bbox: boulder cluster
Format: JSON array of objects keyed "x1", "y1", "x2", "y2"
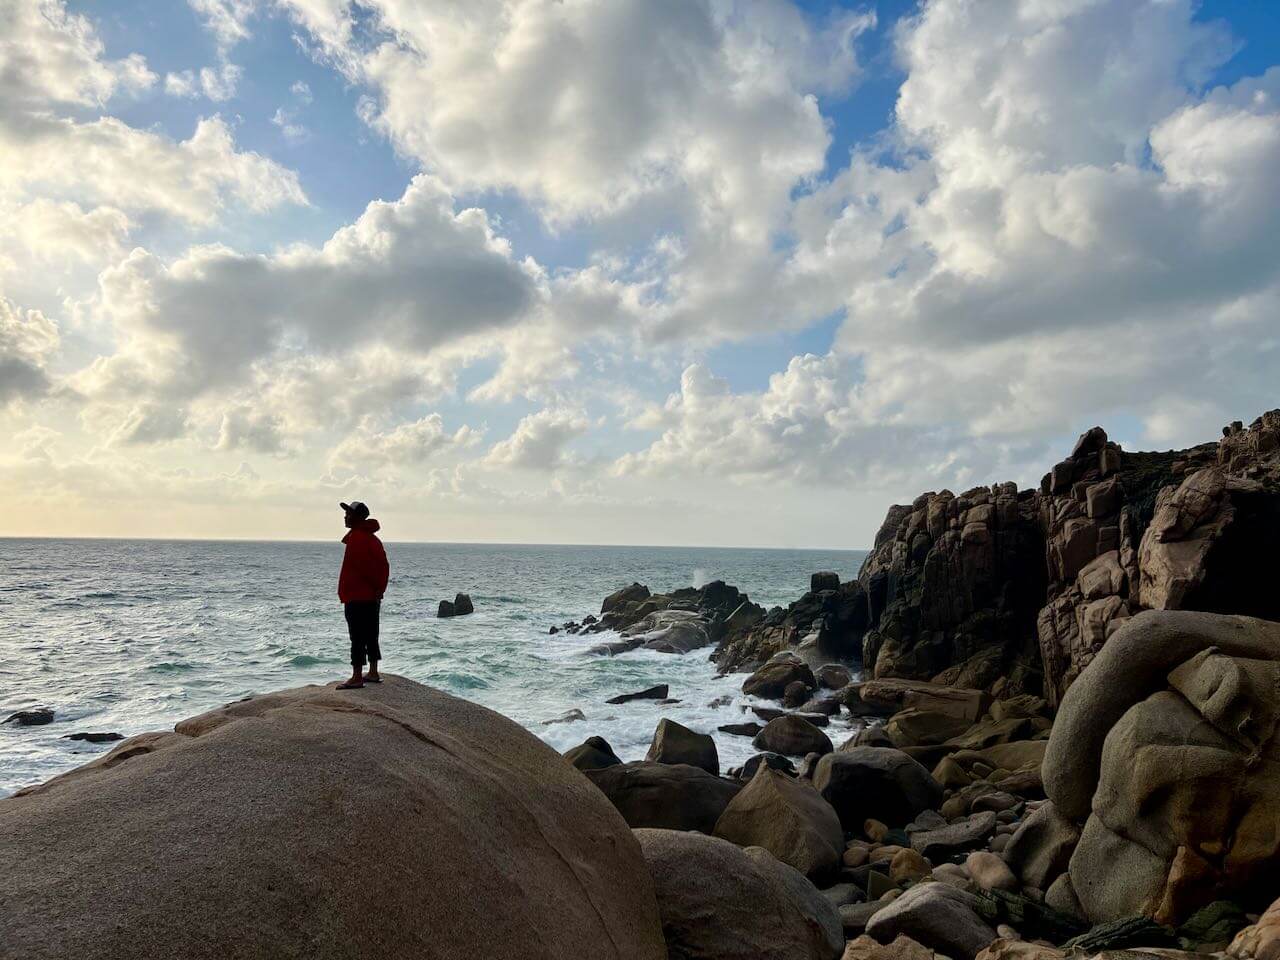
[
  {"x1": 547, "y1": 408, "x2": 1280, "y2": 960},
  {"x1": 566, "y1": 609, "x2": 1280, "y2": 960}
]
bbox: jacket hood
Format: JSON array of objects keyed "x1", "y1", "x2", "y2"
[{"x1": 342, "y1": 518, "x2": 380, "y2": 542}]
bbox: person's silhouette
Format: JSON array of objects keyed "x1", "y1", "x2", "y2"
[{"x1": 335, "y1": 501, "x2": 389, "y2": 689}]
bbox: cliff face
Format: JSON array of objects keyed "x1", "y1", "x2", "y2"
[{"x1": 854, "y1": 409, "x2": 1280, "y2": 708}]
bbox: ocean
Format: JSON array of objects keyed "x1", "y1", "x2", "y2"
[{"x1": 0, "y1": 537, "x2": 867, "y2": 796}]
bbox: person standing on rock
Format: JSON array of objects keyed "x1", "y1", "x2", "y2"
[{"x1": 336, "y1": 501, "x2": 390, "y2": 690}]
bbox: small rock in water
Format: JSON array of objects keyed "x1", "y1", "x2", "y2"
[
  {"x1": 606, "y1": 684, "x2": 669, "y2": 705},
  {"x1": 438, "y1": 593, "x2": 474, "y2": 618},
  {"x1": 63, "y1": 732, "x2": 124, "y2": 743},
  {"x1": 719, "y1": 722, "x2": 764, "y2": 738},
  {"x1": 4, "y1": 708, "x2": 54, "y2": 726},
  {"x1": 542, "y1": 709, "x2": 586, "y2": 726}
]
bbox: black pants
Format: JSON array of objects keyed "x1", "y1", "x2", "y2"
[{"x1": 344, "y1": 600, "x2": 382, "y2": 668}]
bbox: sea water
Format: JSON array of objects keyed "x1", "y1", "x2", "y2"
[{"x1": 0, "y1": 537, "x2": 867, "y2": 796}]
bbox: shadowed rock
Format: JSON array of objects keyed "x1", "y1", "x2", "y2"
[{"x1": 2, "y1": 677, "x2": 667, "y2": 960}]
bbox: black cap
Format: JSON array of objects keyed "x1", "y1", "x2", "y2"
[{"x1": 340, "y1": 501, "x2": 370, "y2": 520}]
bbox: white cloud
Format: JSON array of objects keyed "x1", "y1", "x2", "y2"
[
  {"x1": 328, "y1": 414, "x2": 479, "y2": 474},
  {"x1": 486, "y1": 408, "x2": 592, "y2": 471},
  {"x1": 73, "y1": 176, "x2": 540, "y2": 440},
  {"x1": 200, "y1": 63, "x2": 241, "y2": 100},
  {"x1": 164, "y1": 70, "x2": 198, "y2": 97},
  {"x1": 0, "y1": 114, "x2": 306, "y2": 224},
  {"x1": 188, "y1": 0, "x2": 256, "y2": 52},
  {"x1": 0, "y1": 0, "x2": 155, "y2": 108},
  {"x1": 215, "y1": 405, "x2": 289, "y2": 454},
  {"x1": 2, "y1": 198, "x2": 130, "y2": 267},
  {"x1": 0, "y1": 296, "x2": 58, "y2": 406},
  {"x1": 165, "y1": 64, "x2": 243, "y2": 101},
  {"x1": 290, "y1": 79, "x2": 312, "y2": 103},
  {"x1": 282, "y1": 0, "x2": 869, "y2": 234},
  {"x1": 271, "y1": 106, "x2": 309, "y2": 143}
]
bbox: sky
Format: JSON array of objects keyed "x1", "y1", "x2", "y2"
[{"x1": 0, "y1": 0, "x2": 1278, "y2": 548}]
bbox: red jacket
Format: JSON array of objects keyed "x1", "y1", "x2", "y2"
[{"x1": 339, "y1": 519, "x2": 389, "y2": 603}]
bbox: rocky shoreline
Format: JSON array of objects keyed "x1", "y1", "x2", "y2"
[{"x1": 3, "y1": 410, "x2": 1279, "y2": 960}]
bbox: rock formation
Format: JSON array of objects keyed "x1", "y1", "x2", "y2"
[
  {"x1": 849, "y1": 410, "x2": 1280, "y2": 710},
  {"x1": 1, "y1": 677, "x2": 667, "y2": 960},
  {"x1": 1042, "y1": 610, "x2": 1280, "y2": 925}
]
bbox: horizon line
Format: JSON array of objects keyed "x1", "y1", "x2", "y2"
[{"x1": 0, "y1": 533, "x2": 872, "y2": 553}]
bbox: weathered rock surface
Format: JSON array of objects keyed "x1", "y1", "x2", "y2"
[
  {"x1": 753, "y1": 715, "x2": 834, "y2": 757},
  {"x1": 646, "y1": 718, "x2": 719, "y2": 776},
  {"x1": 1003, "y1": 801, "x2": 1079, "y2": 891},
  {"x1": 715, "y1": 577, "x2": 870, "y2": 673},
  {"x1": 714, "y1": 766, "x2": 844, "y2": 881},
  {"x1": 1229, "y1": 893, "x2": 1280, "y2": 960},
  {"x1": 813, "y1": 747, "x2": 943, "y2": 830},
  {"x1": 1, "y1": 677, "x2": 667, "y2": 960},
  {"x1": 851, "y1": 412, "x2": 1280, "y2": 712},
  {"x1": 910, "y1": 811, "x2": 998, "y2": 861},
  {"x1": 564, "y1": 735, "x2": 623, "y2": 771},
  {"x1": 585, "y1": 761, "x2": 742, "y2": 834},
  {"x1": 857, "y1": 477, "x2": 1046, "y2": 696},
  {"x1": 743, "y1": 652, "x2": 817, "y2": 699},
  {"x1": 866, "y1": 882, "x2": 998, "y2": 960},
  {"x1": 1043, "y1": 610, "x2": 1280, "y2": 925},
  {"x1": 843, "y1": 934, "x2": 936, "y2": 960},
  {"x1": 635, "y1": 828, "x2": 844, "y2": 960}
]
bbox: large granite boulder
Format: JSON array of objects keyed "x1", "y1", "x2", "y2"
[
  {"x1": 1, "y1": 677, "x2": 666, "y2": 960},
  {"x1": 813, "y1": 747, "x2": 943, "y2": 830},
  {"x1": 646, "y1": 718, "x2": 719, "y2": 776},
  {"x1": 713, "y1": 766, "x2": 844, "y2": 881},
  {"x1": 635, "y1": 828, "x2": 843, "y2": 960},
  {"x1": 585, "y1": 761, "x2": 742, "y2": 833},
  {"x1": 1043, "y1": 610, "x2": 1280, "y2": 925}
]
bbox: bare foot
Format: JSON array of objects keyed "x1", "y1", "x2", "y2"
[
  {"x1": 336, "y1": 679, "x2": 364, "y2": 690},
  {"x1": 363, "y1": 673, "x2": 382, "y2": 683}
]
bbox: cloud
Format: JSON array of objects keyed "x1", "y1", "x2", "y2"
[
  {"x1": 271, "y1": 106, "x2": 308, "y2": 143},
  {"x1": 164, "y1": 64, "x2": 243, "y2": 101},
  {"x1": 2, "y1": 198, "x2": 130, "y2": 267},
  {"x1": 188, "y1": 0, "x2": 256, "y2": 52},
  {"x1": 327, "y1": 414, "x2": 479, "y2": 475},
  {"x1": 0, "y1": 295, "x2": 59, "y2": 407},
  {"x1": 0, "y1": 0, "x2": 155, "y2": 108},
  {"x1": 74, "y1": 175, "x2": 540, "y2": 439},
  {"x1": 215, "y1": 405, "x2": 289, "y2": 454},
  {"x1": 486, "y1": 408, "x2": 592, "y2": 471},
  {"x1": 290, "y1": 80, "x2": 312, "y2": 103},
  {"x1": 281, "y1": 0, "x2": 869, "y2": 232}
]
